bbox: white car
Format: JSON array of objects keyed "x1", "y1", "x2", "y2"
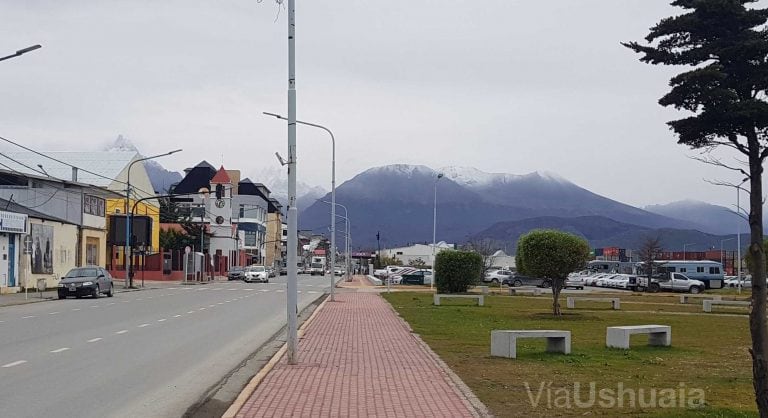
[
  {"x1": 244, "y1": 265, "x2": 269, "y2": 283},
  {"x1": 484, "y1": 269, "x2": 514, "y2": 284},
  {"x1": 725, "y1": 276, "x2": 751, "y2": 288}
]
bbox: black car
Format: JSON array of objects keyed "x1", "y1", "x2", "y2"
[
  {"x1": 228, "y1": 266, "x2": 246, "y2": 281},
  {"x1": 58, "y1": 266, "x2": 114, "y2": 299},
  {"x1": 502, "y1": 275, "x2": 552, "y2": 288}
]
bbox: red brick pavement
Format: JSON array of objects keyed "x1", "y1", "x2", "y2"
[{"x1": 235, "y1": 292, "x2": 480, "y2": 418}]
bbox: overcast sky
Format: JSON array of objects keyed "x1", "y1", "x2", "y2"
[{"x1": 1, "y1": 1, "x2": 761, "y2": 209}]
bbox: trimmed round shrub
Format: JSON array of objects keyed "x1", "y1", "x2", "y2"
[{"x1": 435, "y1": 250, "x2": 483, "y2": 293}]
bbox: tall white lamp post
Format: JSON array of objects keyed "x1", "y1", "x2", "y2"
[
  {"x1": 431, "y1": 173, "x2": 444, "y2": 290},
  {"x1": 682, "y1": 243, "x2": 695, "y2": 261},
  {"x1": 125, "y1": 149, "x2": 181, "y2": 288},
  {"x1": 736, "y1": 178, "x2": 749, "y2": 294},
  {"x1": 265, "y1": 112, "x2": 336, "y2": 301}
]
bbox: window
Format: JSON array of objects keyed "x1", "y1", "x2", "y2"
[
  {"x1": 697, "y1": 267, "x2": 704, "y2": 273},
  {"x1": 86, "y1": 237, "x2": 99, "y2": 265},
  {"x1": 83, "y1": 195, "x2": 105, "y2": 217},
  {"x1": 710, "y1": 267, "x2": 720, "y2": 274},
  {"x1": 667, "y1": 267, "x2": 676, "y2": 272},
  {"x1": 680, "y1": 267, "x2": 687, "y2": 273}
]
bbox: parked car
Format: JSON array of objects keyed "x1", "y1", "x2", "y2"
[
  {"x1": 725, "y1": 276, "x2": 751, "y2": 288},
  {"x1": 58, "y1": 266, "x2": 114, "y2": 299},
  {"x1": 244, "y1": 265, "x2": 269, "y2": 283},
  {"x1": 484, "y1": 269, "x2": 514, "y2": 284},
  {"x1": 334, "y1": 267, "x2": 344, "y2": 276},
  {"x1": 564, "y1": 276, "x2": 584, "y2": 290},
  {"x1": 502, "y1": 275, "x2": 551, "y2": 288},
  {"x1": 400, "y1": 269, "x2": 433, "y2": 285},
  {"x1": 373, "y1": 268, "x2": 387, "y2": 278},
  {"x1": 279, "y1": 266, "x2": 287, "y2": 276},
  {"x1": 228, "y1": 266, "x2": 246, "y2": 281}
]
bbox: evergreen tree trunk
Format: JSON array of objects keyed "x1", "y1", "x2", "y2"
[{"x1": 748, "y1": 137, "x2": 768, "y2": 417}]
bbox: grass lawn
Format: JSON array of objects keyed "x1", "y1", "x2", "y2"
[{"x1": 382, "y1": 292, "x2": 758, "y2": 417}]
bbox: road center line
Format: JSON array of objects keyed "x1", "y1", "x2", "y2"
[
  {"x1": 50, "y1": 347, "x2": 70, "y2": 353},
  {"x1": 199, "y1": 307, "x2": 206, "y2": 310},
  {"x1": 87, "y1": 338, "x2": 102, "y2": 343},
  {"x1": 22, "y1": 316, "x2": 35, "y2": 319},
  {"x1": 187, "y1": 311, "x2": 194, "y2": 314},
  {"x1": 2, "y1": 360, "x2": 27, "y2": 368},
  {"x1": 116, "y1": 330, "x2": 128, "y2": 334},
  {"x1": 138, "y1": 323, "x2": 150, "y2": 328},
  {"x1": 157, "y1": 319, "x2": 167, "y2": 322},
  {"x1": 173, "y1": 315, "x2": 182, "y2": 318},
  {"x1": 48, "y1": 312, "x2": 60, "y2": 315},
  {"x1": 72, "y1": 308, "x2": 81, "y2": 311}
]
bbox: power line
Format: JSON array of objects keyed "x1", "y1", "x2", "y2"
[{"x1": 0, "y1": 134, "x2": 158, "y2": 200}]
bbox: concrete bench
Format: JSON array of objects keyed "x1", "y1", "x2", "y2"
[
  {"x1": 477, "y1": 286, "x2": 489, "y2": 295},
  {"x1": 606, "y1": 325, "x2": 671, "y2": 349},
  {"x1": 566, "y1": 296, "x2": 620, "y2": 310},
  {"x1": 508, "y1": 287, "x2": 542, "y2": 296},
  {"x1": 679, "y1": 294, "x2": 722, "y2": 304},
  {"x1": 703, "y1": 299, "x2": 750, "y2": 313},
  {"x1": 433, "y1": 294, "x2": 484, "y2": 306},
  {"x1": 491, "y1": 330, "x2": 571, "y2": 359}
]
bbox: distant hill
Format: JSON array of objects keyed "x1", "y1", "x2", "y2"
[
  {"x1": 298, "y1": 164, "x2": 700, "y2": 249},
  {"x1": 644, "y1": 199, "x2": 749, "y2": 236}
]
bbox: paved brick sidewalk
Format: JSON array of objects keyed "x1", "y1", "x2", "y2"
[{"x1": 235, "y1": 292, "x2": 481, "y2": 418}]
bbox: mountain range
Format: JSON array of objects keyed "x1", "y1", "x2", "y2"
[
  {"x1": 299, "y1": 164, "x2": 750, "y2": 250},
  {"x1": 104, "y1": 134, "x2": 748, "y2": 252}
]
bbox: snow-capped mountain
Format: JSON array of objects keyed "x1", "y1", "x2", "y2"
[
  {"x1": 299, "y1": 164, "x2": 703, "y2": 248},
  {"x1": 252, "y1": 166, "x2": 327, "y2": 211},
  {"x1": 100, "y1": 135, "x2": 182, "y2": 193}
]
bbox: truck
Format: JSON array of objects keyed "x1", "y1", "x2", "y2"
[
  {"x1": 629, "y1": 272, "x2": 706, "y2": 294},
  {"x1": 310, "y1": 256, "x2": 326, "y2": 276}
]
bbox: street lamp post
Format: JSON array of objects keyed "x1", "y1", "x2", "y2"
[
  {"x1": 431, "y1": 173, "x2": 444, "y2": 290},
  {"x1": 323, "y1": 200, "x2": 350, "y2": 281},
  {"x1": 720, "y1": 238, "x2": 735, "y2": 271},
  {"x1": 0, "y1": 45, "x2": 41, "y2": 62},
  {"x1": 682, "y1": 243, "x2": 695, "y2": 261},
  {"x1": 736, "y1": 178, "x2": 749, "y2": 294},
  {"x1": 125, "y1": 149, "x2": 182, "y2": 288},
  {"x1": 265, "y1": 112, "x2": 337, "y2": 301}
]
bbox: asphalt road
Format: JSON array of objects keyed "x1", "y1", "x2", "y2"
[{"x1": 0, "y1": 274, "x2": 335, "y2": 418}]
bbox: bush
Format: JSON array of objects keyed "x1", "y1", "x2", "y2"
[{"x1": 435, "y1": 250, "x2": 483, "y2": 293}]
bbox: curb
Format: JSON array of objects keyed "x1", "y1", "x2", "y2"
[{"x1": 221, "y1": 294, "x2": 332, "y2": 418}]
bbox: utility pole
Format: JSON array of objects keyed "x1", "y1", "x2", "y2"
[
  {"x1": 376, "y1": 231, "x2": 381, "y2": 268},
  {"x1": 285, "y1": 0, "x2": 299, "y2": 365}
]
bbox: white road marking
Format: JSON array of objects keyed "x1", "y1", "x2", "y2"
[
  {"x1": 107, "y1": 303, "x2": 115, "y2": 306},
  {"x1": 208, "y1": 304, "x2": 215, "y2": 308},
  {"x1": 173, "y1": 315, "x2": 182, "y2": 318},
  {"x1": 50, "y1": 347, "x2": 70, "y2": 353},
  {"x1": 276, "y1": 290, "x2": 284, "y2": 293},
  {"x1": 308, "y1": 291, "x2": 320, "y2": 294},
  {"x1": 22, "y1": 316, "x2": 35, "y2": 319},
  {"x1": 157, "y1": 319, "x2": 167, "y2": 322},
  {"x1": 72, "y1": 308, "x2": 81, "y2": 311},
  {"x1": 225, "y1": 300, "x2": 231, "y2": 303},
  {"x1": 122, "y1": 301, "x2": 130, "y2": 303},
  {"x1": 168, "y1": 287, "x2": 177, "y2": 290},
  {"x1": 116, "y1": 330, "x2": 128, "y2": 335},
  {"x1": 228, "y1": 288, "x2": 238, "y2": 291},
  {"x1": 199, "y1": 307, "x2": 206, "y2": 311},
  {"x1": 48, "y1": 312, "x2": 60, "y2": 315},
  {"x1": 244, "y1": 289, "x2": 255, "y2": 291},
  {"x1": 87, "y1": 338, "x2": 102, "y2": 343},
  {"x1": 187, "y1": 311, "x2": 194, "y2": 314},
  {"x1": 90, "y1": 305, "x2": 99, "y2": 308},
  {"x1": 138, "y1": 324, "x2": 150, "y2": 328},
  {"x1": 2, "y1": 360, "x2": 27, "y2": 368},
  {"x1": 260, "y1": 289, "x2": 270, "y2": 292}
]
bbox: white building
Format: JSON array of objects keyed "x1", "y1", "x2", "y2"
[
  {"x1": 488, "y1": 250, "x2": 516, "y2": 270},
  {"x1": 378, "y1": 241, "x2": 455, "y2": 267}
]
